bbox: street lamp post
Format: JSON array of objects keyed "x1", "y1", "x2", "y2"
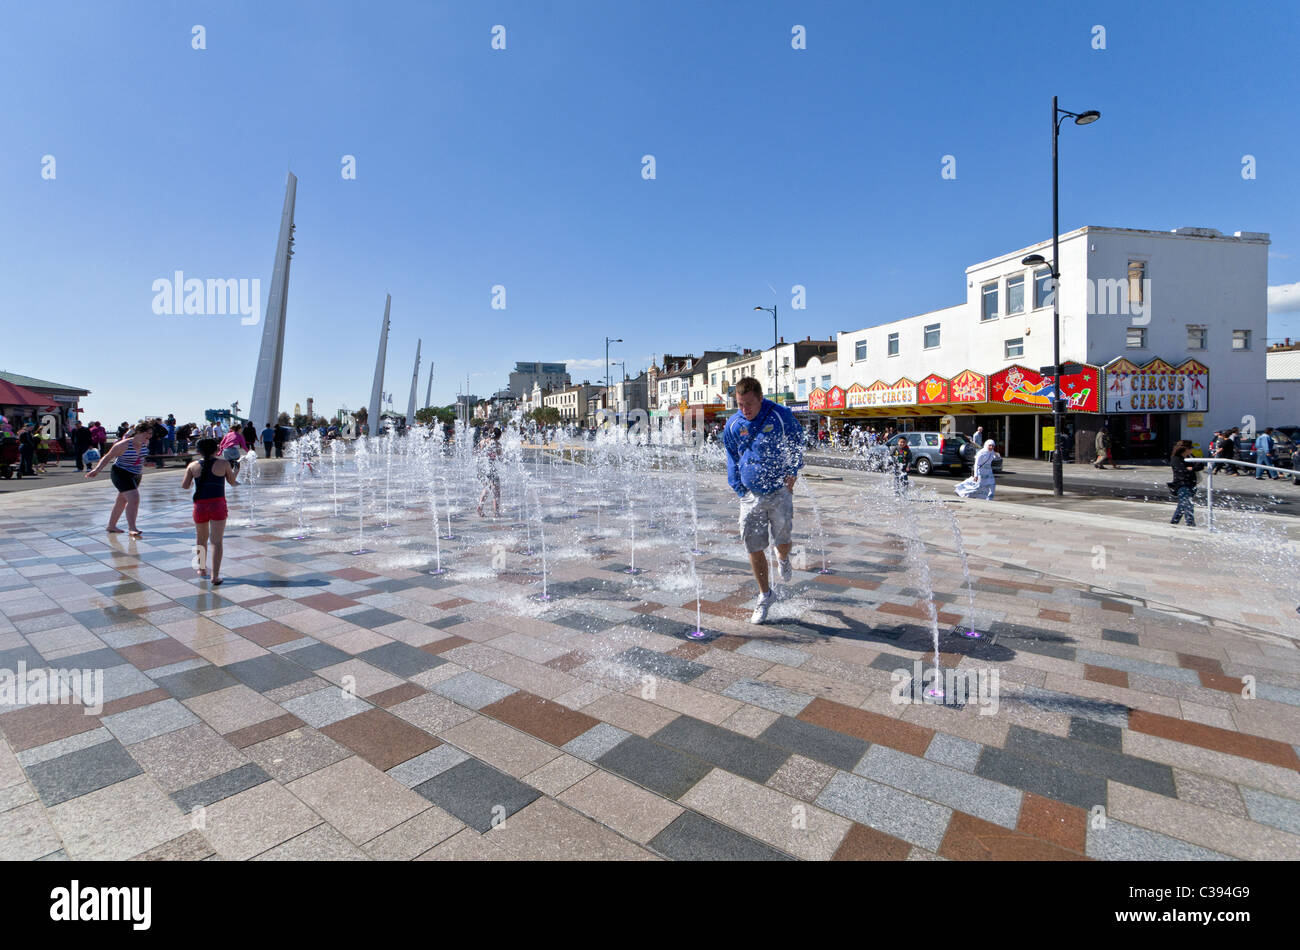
[
  {"x1": 754, "y1": 305, "x2": 778, "y2": 350},
  {"x1": 605, "y1": 336, "x2": 623, "y2": 396},
  {"x1": 1022, "y1": 96, "x2": 1100, "y2": 498}
]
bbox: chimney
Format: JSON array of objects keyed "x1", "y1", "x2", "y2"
[{"x1": 779, "y1": 336, "x2": 784, "y2": 344}]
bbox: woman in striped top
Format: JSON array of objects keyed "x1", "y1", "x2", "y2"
[{"x1": 86, "y1": 421, "x2": 155, "y2": 537}]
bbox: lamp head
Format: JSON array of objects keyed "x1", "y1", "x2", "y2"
[
  {"x1": 1022, "y1": 254, "x2": 1048, "y2": 266},
  {"x1": 1074, "y1": 110, "x2": 1100, "y2": 125}
]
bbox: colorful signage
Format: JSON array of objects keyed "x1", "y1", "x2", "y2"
[
  {"x1": 950, "y1": 370, "x2": 988, "y2": 403},
  {"x1": 808, "y1": 388, "x2": 827, "y2": 412},
  {"x1": 826, "y1": 386, "x2": 847, "y2": 410},
  {"x1": 1104, "y1": 358, "x2": 1208, "y2": 413},
  {"x1": 989, "y1": 363, "x2": 1100, "y2": 413},
  {"x1": 917, "y1": 374, "x2": 950, "y2": 405},
  {"x1": 854, "y1": 378, "x2": 917, "y2": 408}
]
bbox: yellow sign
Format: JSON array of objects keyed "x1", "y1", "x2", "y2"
[
  {"x1": 1041, "y1": 426, "x2": 1056, "y2": 452},
  {"x1": 678, "y1": 400, "x2": 688, "y2": 415},
  {"x1": 1186, "y1": 412, "x2": 1204, "y2": 428}
]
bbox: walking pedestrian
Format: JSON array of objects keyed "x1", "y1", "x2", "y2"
[
  {"x1": 972, "y1": 425, "x2": 985, "y2": 449},
  {"x1": 722, "y1": 378, "x2": 803, "y2": 624},
  {"x1": 218, "y1": 425, "x2": 247, "y2": 471},
  {"x1": 956, "y1": 440, "x2": 1001, "y2": 499},
  {"x1": 477, "y1": 427, "x2": 503, "y2": 517},
  {"x1": 1093, "y1": 426, "x2": 1114, "y2": 469},
  {"x1": 1169, "y1": 440, "x2": 1200, "y2": 526},
  {"x1": 261, "y1": 422, "x2": 274, "y2": 458},
  {"x1": 1254, "y1": 427, "x2": 1279, "y2": 479},
  {"x1": 86, "y1": 421, "x2": 154, "y2": 537},
  {"x1": 17, "y1": 425, "x2": 36, "y2": 476},
  {"x1": 273, "y1": 424, "x2": 286, "y2": 458},
  {"x1": 182, "y1": 438, "x2": 237, "y2": 585},
  {"x1": 70, "y1": 420, "x2": 92, "y2": 471}
]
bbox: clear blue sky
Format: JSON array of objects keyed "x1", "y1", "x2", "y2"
[{"x1": 2, "y1": 0, "x2": 1297, "y2": 426}]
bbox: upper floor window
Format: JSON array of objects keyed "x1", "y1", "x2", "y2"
[
  {"x1": 1034, "y1": 269, "x2": 1054, "y2": 309},
  {"x1": 767, "y1": 360, "x2": 773, "y2": 376},
  {"x1": 923, "y1": 323, "x2": 941, "y2": 349},
  {"x1": 821, "y1": 375, "x2": 832, "y2": 389},
  {"x1": 1128, "y1": 261, "x2": 1146, "y2": 304},
  {"x1": 981, "y1": 283, "x2": 999, "y2": 321},
  {"x1": 888, "y1": 332, "x2": 900, "y2": 356},
  {"x1": 854, "y1": 340, "x2": 867, "y2": 361},
  {"x1": 711, "y1": 373, "x2": 717, "y2": 386},
  {"x1": 1186, "y1": 326, "x2": 1207, "y2": 350},
  {"x1": 1004, "y1": 337, "x2": 1024, "y2": 359},
  {"x1": 1233, "y1": 329, "x2": 1251, "y2": 350},
  {"x1": 1127, "y1": 327, "x2": 1147, "y2": 349},
  {"x1": 797, "y1": 378, "x2": 807, "y2": 399},
  {"x1": 1007, "y1": 274, "x2": 1025, "y2": 315}
]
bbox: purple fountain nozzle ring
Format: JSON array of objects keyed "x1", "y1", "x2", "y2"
[
  {"x1": 686, "y1": 629, "x2": 708, "y2": 640},
  {"x1": 924, "y1": 686, "x2": 945, "y2": 700},
  {"x1": 959, "y1": 628, "x2": 983, "y2": 639}
]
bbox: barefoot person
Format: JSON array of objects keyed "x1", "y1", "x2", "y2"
[
  {"x1": 477, "y1": 427, "x2": 503, "y2": 517},
  {"x1": 85, "y1": 421, "x2": 154, "y2": 537},
  {"x1": 182, "y1": 438, "x2": 237, "y2": 584},
  {"x1": 722, "y1": 378, "x2": 804, "y2": 624}
]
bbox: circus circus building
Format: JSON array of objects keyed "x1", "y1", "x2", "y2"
[{"x1": 826, "y1": 225, "x2": 1267, "y2": 461}]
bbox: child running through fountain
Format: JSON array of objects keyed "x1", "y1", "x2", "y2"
[
  {"x1": 182, "y1": 438, "x2": 238, "y2": 584},
  {"x1": 722, "y1": 378, "x2": 804, "y2": 624},
  {"x1": 477, "y1": 427, "x2": 503, "y2": 517}
]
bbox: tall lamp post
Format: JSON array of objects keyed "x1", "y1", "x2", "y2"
[
  {"x1": 754, "y1": 305, "x2": 778, "y2": 350},
  {"x1": 605, "y1": 336, "x2": 622, "y2": 395},
  {"x1": 1021, "y1": 96, "x2": 1100, "y2": 498}
]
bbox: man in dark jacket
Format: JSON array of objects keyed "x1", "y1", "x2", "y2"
[
  {"x1": 70, "y1": 421, "x2": 93, "y2": 471},
  {"x1": 722, "y1": 378, "x2": 804, "y2": 624}
]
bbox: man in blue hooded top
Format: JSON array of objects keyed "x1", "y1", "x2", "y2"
[{"x1": 722, "y1": 377, "x2": 804, "y2": 623}]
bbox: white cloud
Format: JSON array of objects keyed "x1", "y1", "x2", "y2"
[
  {"x1": 562, "y1": 358, "x2": 605, "y2": 369},
  {"x1": 1269, "y1": 282, "x2": 1300, "y2": 314}
]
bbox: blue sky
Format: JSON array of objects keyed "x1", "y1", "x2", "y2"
[{"x1": 2, "y1": 0, "x2": 1297, "y2": 426}]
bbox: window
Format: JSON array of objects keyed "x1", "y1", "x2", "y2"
[
  {"x1": 732, "y1": 369, "x2": 738, "y2": 382},
  {"x1": 1034, "y1": 269, "x2": 1053, "y2": 309},
  {"x1": 1004, "y1": 337, "x2": 1024, "y2": 359},
  {"x1": 924, "y1": 323, "x2": 941, "y2": 349},
  {"x1": 1187, "y1": 326, "x2": 1207, "y2": 350},
  {"x1": 1007, "y1": 274, "x2": 1025, "y2": 314},
  {"x1": 924, "y1": 434, "x2": 939, "y2": 446},
  {"x1": 821, "y1": 375, "x2": 831, "y2": 389},
  {"x1": 854, "y1": 340, "x2": 867, "y2": 361},
  {"x1": 767, "y1": 360, "x2": 773, "y2": 377},
  {"x1": 671, "y1": 379, "x2": 678, "y2": 391},
  {"x1": 1233, "y1": 329, "x2": 1251, "y2": 350},
  {"x1": 906, "y1": 434, "x2": 922, "y2": 446},
  {"x1": 797, "y1": 378, "x2": 807, "y2": 399},
  {"x1": 981, "y1": 282, "x2": 999, "y2": 320},
  {"x1": 1127, "y1": 327, "x2": 1147, "y2": 348},
  {"x1": 887, "y1": 332, "x2": 899, "y2": 356},
  {"x1": 1128, "y1": 261, "x2": 1146, "y2": 304},
  {"x1": 711, "y1": 373, "x2": 717, "y2": 386}
]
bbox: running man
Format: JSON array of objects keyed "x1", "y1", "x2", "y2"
[{"x1": 722, "y1": 378, "x2": 804, "y2": 624}]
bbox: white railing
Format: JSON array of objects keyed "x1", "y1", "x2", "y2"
[{"x1": 1190, "y1": 457, "x2": 1297, "y2": 529}]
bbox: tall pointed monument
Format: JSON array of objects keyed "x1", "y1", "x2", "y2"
[
  {"x1": 424, "y1": 361, "x2": 433, "y2": 411},
  {"x1": 249, "y1": 172, "x2": 297, "y2": 427},
  {"x1": 406, "y1": 339, "x2": 421, "y2": 425},
  {"x1": 368, "y1": 295, "x2": 391, "y2": 435}
]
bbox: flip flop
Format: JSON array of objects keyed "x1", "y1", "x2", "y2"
[
  {"x1": 129, "y1": 530, "x2": 144, "y2": 538},
  {"x1": 211, "y1": 578, "x2": 224, "y2": 586},
  {"x1": 106, "y1": 526, "x2": 124, "y2": 534}
]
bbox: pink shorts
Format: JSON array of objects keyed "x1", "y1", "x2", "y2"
[{"x1": 193, "y1": 498, "x2": 228, "y2": 523}]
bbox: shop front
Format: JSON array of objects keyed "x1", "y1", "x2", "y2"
[
  {"x1": 810, "y1": 362, "x2": 1104, "y2": 457},
  {"x1": 1097, "y1": 357, "x2": 1209, "y2": 461}
]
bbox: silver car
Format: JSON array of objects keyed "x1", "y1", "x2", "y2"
[{"x1": 879, "y1": 432, "x2": 1003, "y2": 477}]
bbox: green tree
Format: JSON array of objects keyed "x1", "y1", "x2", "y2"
[
  {"x1": 276, "y1": 411, "x2": 290, "y2": 426},
  {"x1": 530, "y1": 406, "x2": 561, "y2": 426}
]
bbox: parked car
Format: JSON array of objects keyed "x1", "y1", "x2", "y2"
[
  {"x1": 1236, "y1": 433, "x2": 1294, "y2": 472},
  {"x1": 879, "y1": 432, "x2": 1003, "y2": 477}
]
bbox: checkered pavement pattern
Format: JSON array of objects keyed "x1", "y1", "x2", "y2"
[{"x1": 1, "y1": 460, "x2": 1298, "y2": 861}]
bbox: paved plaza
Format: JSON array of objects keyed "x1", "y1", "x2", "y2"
[{"x1": 1, "y1": 450, "x2": 1298, "y2": 861}]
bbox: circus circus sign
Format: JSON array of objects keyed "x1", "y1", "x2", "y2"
[
  {"x1": 857, "y1": 378, "x2": 917, "y2": 408},
  {"x1": 989, "y1": 363, "x2": 1101, "y2": 413},
  {"x1": 1104, "y1": 358, "x2": 1208, "y2": 413}
]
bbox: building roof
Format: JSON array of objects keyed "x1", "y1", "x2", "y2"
[
  {"x1": 1267, "y1": 350, "x2": 1300, "y2": 381},
  {"x1": 0, "y1": 371, "x2": 90, "y2": 396},
  {"x1": 0, "y1": 379, "x2": 57, "y2": 408}
]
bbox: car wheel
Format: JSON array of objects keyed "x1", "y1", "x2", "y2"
[{"x1": 915, "y1": 457, "x2": 933, "y2": 476}]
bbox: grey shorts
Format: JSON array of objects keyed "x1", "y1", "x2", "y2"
[{"x1": 738, "y1": 487, "x2": 794, "y2": 553}]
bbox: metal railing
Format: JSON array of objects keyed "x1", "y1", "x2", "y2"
[{"x1": 1189, "y1": 457, "x2": 1298, "y2": 529}]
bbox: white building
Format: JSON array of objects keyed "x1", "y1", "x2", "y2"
[
  {"x1": 828, "y1": 226, "x2": 1269, "y2": 459},
  {"x1": 1266, "y1": 343, "x2": 1300, "y2": 425}
]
